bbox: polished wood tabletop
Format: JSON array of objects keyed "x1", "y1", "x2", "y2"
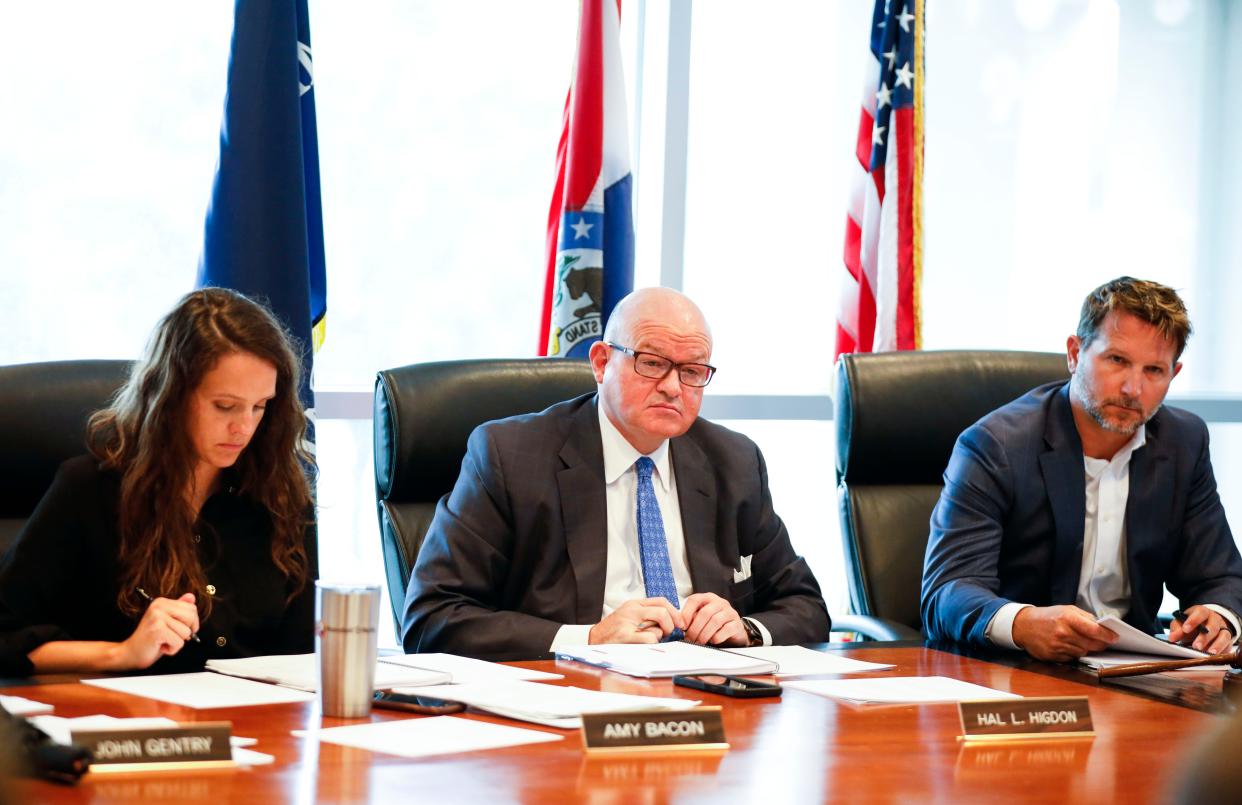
[{"x1": 4, "y1": 646, "x2": 1232, "y2": 804}]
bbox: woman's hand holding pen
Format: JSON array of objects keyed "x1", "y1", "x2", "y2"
[{"x1": 116, "y1": 592, "x2": 201, "y2": 669}]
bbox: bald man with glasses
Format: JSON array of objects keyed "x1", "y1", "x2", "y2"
[{"x1": 402, "y1": 288, "x2": 830, "y2": 661}]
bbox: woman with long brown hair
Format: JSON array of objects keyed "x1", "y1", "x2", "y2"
[{"x1": 0, "y1": 288, "x2": 316, "y2": 675}]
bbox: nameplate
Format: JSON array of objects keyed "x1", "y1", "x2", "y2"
[
  {"x1": 958, "y1": 697, "x2": 1094, "y2": 742},
  {"x1": 581, "y1": 708, "x2": 728, "y2": 753},
  {"x1": 71, "y1": 722, "x2": 234, "y2": 771}
]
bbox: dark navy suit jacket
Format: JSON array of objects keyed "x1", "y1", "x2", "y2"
[
  {"x1": 402, "y1": 393, "x2": 830, "y2": 661},
  {"x1": 921, "y1": 381, "x2": 1242, "y2": 646}
]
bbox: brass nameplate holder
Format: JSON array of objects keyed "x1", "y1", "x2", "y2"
[
  {"x1": 581, "y1": 707, "x2": 728, "y2": 754},
  {"x1": 958, "y1": 697, "x2": 1094, "y2": 742},
  {"x1": 72, "y1": 721, "x2": 235, "y2": 772}
]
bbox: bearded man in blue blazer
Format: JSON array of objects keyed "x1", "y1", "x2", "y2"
[
  {"x1": 922, "y1": 277, "x2": 1242, "y2": 662},
  {"x1": 403, "y1": 288, "x2": 829, "y2": 661}
]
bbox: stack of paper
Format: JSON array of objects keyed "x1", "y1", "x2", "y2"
[
  {"x1": 1079, "y1": 652, "x2": 1225, "y2": 674},
  {"x1": 398, "y1": 680, "x2": 701, "y2": 729},
  {"x1": 1080, "y1": 615, "x2": 1220, "y2": 673},
  {"x1": 555, "y1": 641, "x2": 778, "y2": 678},
  {"x1": 379, "y1": 653, "x2": 563, "y2": 684},
  {"x1": 783, "y1": 676, "x2": 1022, "y2": 705},
  {"x1": 206, "y1": 653, "x2": 450, "y2": 692},
  {"x1": 723, "y1": 646, "x2": 895, "y2": 676}
]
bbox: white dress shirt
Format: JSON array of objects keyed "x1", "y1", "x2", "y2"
[
  {"x1": 550, "y1": 404, "x2": 771, "y2": 650},
  {"x1": 987, "y1": 424, "x2": 1239, "y2": 648}
]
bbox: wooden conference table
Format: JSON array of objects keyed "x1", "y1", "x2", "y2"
[{"x1": 6, "y1": 644, "x2": 1234, "y2": 804}]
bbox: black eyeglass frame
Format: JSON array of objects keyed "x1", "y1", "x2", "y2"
[{"x1": 604, "y1": 342, "x2": 717, "y2": 388}]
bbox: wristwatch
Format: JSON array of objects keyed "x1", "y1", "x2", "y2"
[{"x1": 742, "y1": 618, "x2": 763, "y2": 647}]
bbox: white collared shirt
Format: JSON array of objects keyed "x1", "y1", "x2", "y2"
[
  {"x1": 595, "y1": 403, "x2": 695, "y2": 615},
  {"x1": 988, "y1": 424, "x2": 1239, "y2": 648},
  {"x1": 1075, "y1": 426, "x2": 1146, "y2": 620},
  {"x1": 549, "y1": 403, "x2": 770, "y2": 650}
]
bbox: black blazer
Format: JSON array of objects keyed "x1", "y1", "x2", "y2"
[
  {"x1": 921, "y1": 382, "x2": 1242, "y2": 645},
  {"x1": 402, "y1": 393, "x2": 830, "y2": 660},
  {"x1": 0, "y1": 455, "x2": 316, "y2": 676}
]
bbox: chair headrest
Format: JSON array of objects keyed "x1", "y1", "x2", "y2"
[
  {"x1": 835, "y1": 350, "x2": 1068, "y2": 484},
  {"x1": 0, "y1": 360, "x2": 133, "y2": 516},
  {"x1": 374, "y1": 358, "x2": 596, "y2": 503}
]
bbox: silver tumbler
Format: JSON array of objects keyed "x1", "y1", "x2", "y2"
[{"x1": 315, "y1": 582, "x2": 381, "y2": 718}]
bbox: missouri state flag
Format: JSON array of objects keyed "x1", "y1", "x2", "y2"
[
  {"x1": 835, "y1": 0, "x2": 924, "y2": 359},
  {"x1": 539, "y1": 0, "x2": 635, "y2": 358},
  {"x1": 197, "y1": 0, "x2": 327, "y2": 412}
]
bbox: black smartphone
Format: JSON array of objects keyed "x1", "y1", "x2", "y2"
[
  {"x1": 672, "y1": 674, "x2": 782, "y2": 698},
  {"x1": 372, "y1": 691, "x2": 466, "y2": 715}
]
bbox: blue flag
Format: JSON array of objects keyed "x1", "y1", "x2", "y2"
[{"x1": 197, "y1": 0, "x2": 326, "y2": 411}]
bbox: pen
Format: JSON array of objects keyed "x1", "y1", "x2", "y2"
[
  {"x1": 137, "y1": 588, "x2": 201, "y2": 643},
  {"x1": 1171, "y1": 609, "x2": 1209, "y2": 637}
]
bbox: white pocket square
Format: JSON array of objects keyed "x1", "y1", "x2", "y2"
[{"x1": 733, "y1": 555, "x2": 753, "y2": 584}]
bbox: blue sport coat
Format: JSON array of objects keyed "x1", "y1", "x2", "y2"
[{"x1": 921, "y1": 381, "x2": 1242, "y2": 646}]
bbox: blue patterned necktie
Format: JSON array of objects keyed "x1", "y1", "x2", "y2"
[{"x1": 635, "y1": 457, "x2": 683, "y2": 641}]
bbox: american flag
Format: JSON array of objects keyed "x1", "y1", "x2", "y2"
[{"x1": 835, "y1": 0, "x2": 923, "y2": 358}]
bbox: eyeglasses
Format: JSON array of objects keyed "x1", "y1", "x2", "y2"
[{"x1": 605, "y1": 343, "x2": 716, "y2": 388}]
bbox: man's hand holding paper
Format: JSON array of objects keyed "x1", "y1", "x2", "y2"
[{"x1": 1011, "y1": 604, "x2": 1118, "y2": 662}]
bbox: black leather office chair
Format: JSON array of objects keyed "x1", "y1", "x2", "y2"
[
  {"x1": 835, "y1": 350, "x2": 1069, "y2": 637},
  {"x1": 373, "y1": 358, "x2": 597, "y2": 631},
  {"x1": 0, "y1": 360, "x2": 132, "y2": 555}
]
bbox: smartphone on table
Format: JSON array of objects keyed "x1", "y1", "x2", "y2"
[
  {"x1": 672, "y1": 674, "x2": 782, "y2": 698},
  {"x1": 372, "y1": 691, "x2": 466, "y2": 714}
]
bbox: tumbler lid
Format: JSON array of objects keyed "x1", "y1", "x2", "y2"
[{"x1": 315, "y1": 582, "x2": 381, "y2": 631}]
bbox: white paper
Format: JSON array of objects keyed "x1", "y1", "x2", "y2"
[
  {"x1": 399, "y1": 681, "x2": 700, "y2": 728},
  {"x1": 1095, "y1": 615, "x2": 1207, "y2": 659},
  {"x1": 1078, "y1": 651, "x2": 1227, "y2": 673},
  {"x1": 724, "y1": 645, "x2": 895, "y2": 676},
  {"x1": 84, "y1": 672, "x2": 316, "y2": 709},
  {"x1": 783, "y1": 676, "x2": 1022, "y2": 705},
  {"x1": 231, "y1": 747, "x2": 275, "y2": 766},
  {"x1": 295, "y1": 715, "x2": 562, "y2": 759},
  {"x1": 555, "y1": 641, "x2": 777, "y2": 678},
  {"x1": 0, "y1": 694, "x2": 54, "y2": 716},
  {"x1": 29, "y1": 715, "x2": 179, "y2": 746},
  {"x1": 206, "y1": 653, "x2": 450, "y2": 691},
  {"x1": 379, "y1": 653, "x2": 562, "y2": 684}
]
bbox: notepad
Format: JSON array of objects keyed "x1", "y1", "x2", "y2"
[
  {"x1": 84, "y1": 672, "x2": 316, "y2": 709},
  {"x1": 378, "y1": 652, "x2": 563, "y2": 684},
  {"x1": 723, "y1": 645, "x2": 895, "y2": 676},
  {"x1": 296, "y1": 715, "x2": 562, "y2": 759},
  {"x1": 783, "y1": 676, "x2": 1022, "y2": 705},
  {"x1": 1079, "y1": 651, "x2": 1227, "y2": 674},
  {"x1": 399, "y1": 680, "x2": 700, "y2": 729},
  {"x1": 555, "y1": 641, "x2": 778, "y2": 678},
  {"x1": 206, "y1": 653, "x2": 451, "y2": 691}
]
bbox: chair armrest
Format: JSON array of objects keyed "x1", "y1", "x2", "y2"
[{"x1": 832, "y1": 614, "x2": 921, "y2": 642}]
